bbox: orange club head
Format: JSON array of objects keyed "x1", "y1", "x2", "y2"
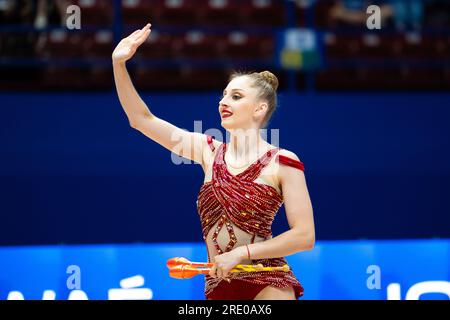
[
  {"x1": 169, "y1": 265, "x2": 208, "y2": 279},
  {"x1": 166, "y1": 257, "x2": 191, "y2": 269}
]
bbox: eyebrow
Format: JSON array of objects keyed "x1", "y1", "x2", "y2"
[{"x1": 223, "y1": 88, "x2": 245, "y2": 94}]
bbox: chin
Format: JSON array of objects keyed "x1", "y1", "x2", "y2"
[{"x1": 220, "y1": 119, "x2": 234, "y2": 130}]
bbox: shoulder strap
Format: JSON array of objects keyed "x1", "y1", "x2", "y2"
[
  {"x1": 277, "y1": 154, "x2": 305, "y2": 171},
  {"x1": 206, "y1": 135, "x2": 215, "y2": 152},
  {"x1": 240, "y1": 147, "x2": 280, "y2": 181},
  {"x1": 259, "y1": 148, "x2": 281, "y2": 167}
]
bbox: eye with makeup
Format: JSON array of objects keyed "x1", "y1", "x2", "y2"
[{"x1": 220, "y1": 93, "x2": 241, "y2": 101}]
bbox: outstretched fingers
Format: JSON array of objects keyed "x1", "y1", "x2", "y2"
[
  {"x1": 128, "y1": 29, "x2": 141, "y2": 39},
  {"x1": 134, "y1": 26, "x2": 151, "y2": 45},
  {"x1": 130, "y1": 23, "x2": 151, "y2": 41}
]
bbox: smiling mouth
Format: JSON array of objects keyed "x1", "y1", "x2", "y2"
[{"x1": 221, "y1": 111, "x2": 233, "y2": 118}]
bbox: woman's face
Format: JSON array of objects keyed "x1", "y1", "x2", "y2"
[{"x1": 219, "y1": 76, "x2": 266, "y2": 131}]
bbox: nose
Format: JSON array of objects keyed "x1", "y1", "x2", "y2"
[{"x1": 219, "y1": 97, "x2": 228, "y2": 108}]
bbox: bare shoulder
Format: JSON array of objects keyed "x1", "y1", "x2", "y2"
[
  {"x1": 203, "y1": 134, "x2": 222, "y2": 155},
  {"x1": 192, "y1": 132, "x2": 222, "y2": 151},
  {"x1": 277, "y1": 148, "x2": 301, "y2": 162},
  {"x1": 265, "y1": 147, "x2": 301, "y2": 169},
  {"x1": 209, "y1": 135, "x2": 223, "y2": 150},
  {"x1": 276, "y1": 148, "x2": 305, "y2": 183},
  {"x1": 262, "y1": 148, "x2": 302, "y2": 192},
  {"x1": 201, "y1": 134, "x2": 222, "y2": 172}
]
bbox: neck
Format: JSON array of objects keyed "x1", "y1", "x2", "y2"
[{"x1": 227, "y1": 128, "x2": 268, "y2": 164}]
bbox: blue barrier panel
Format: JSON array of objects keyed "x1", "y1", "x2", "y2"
[{"x1": 0, "y1": 240, "x2": 448, "y2": 300}]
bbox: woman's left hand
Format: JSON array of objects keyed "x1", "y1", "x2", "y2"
[{"x1": 210, "y1": 247, "x2": 246, "y2": 280}]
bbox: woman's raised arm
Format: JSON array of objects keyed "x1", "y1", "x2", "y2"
[{"x1": 112, "y1": 24, "x2": 206, "y2": 165}]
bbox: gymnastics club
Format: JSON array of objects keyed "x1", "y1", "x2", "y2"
[{"x1": 167, "y1": 257, "x2": 290, "y2": 279}]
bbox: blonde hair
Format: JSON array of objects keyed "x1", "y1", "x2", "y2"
[{"x1": 229, "y1": 70, "x2": 279, "y2": 128}]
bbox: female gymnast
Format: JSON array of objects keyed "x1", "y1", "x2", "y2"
[{"x1": 112, "y1": 23, "x2": 315, "y2": 300}]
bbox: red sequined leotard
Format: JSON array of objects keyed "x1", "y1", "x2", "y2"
[{"x1": 197, "y1": 135, "x2": 305, "y2": 300}]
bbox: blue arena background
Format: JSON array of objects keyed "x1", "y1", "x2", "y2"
[{"x1": 0, "y1": 92, "x2": 449, "y2": 244}]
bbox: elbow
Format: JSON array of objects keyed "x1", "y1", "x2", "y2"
[
  {"x1": 129, "y1": 117, "x2": 144, "y2": 130},
  {"x1": 301, "y1": 234, "x2": 315, "y2": 251},
  {"x1": 129, "y1": 120, "x2": 139, "y2": 130},
  {"x1": 294, "y1": 230, "x2": 315, "y2": 252},
  {"x1": 306, "y1": 236, "x2": 315, "y2": 251},
  {"x1": 307, "y1": 227, "x2": 315, "y2": 250},
  {"x1": 129, "y1": 113, "x2": 154, "y2": 130}
]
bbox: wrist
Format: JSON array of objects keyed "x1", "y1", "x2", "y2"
[
  {"x1": 112, "y1": 60, "x2": 126, "y2": 68},
  {"x1": 237, "y1": 245, "x2": 250, "y2": 261}
]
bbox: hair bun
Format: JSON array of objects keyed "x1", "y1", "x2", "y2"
[{"x1": 259, "y1": 71, "x2": 279, "y2": 91}]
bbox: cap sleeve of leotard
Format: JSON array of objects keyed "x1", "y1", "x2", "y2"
[{"x1": 276, "y1": 154, "x2": 305, "y2": 171}]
